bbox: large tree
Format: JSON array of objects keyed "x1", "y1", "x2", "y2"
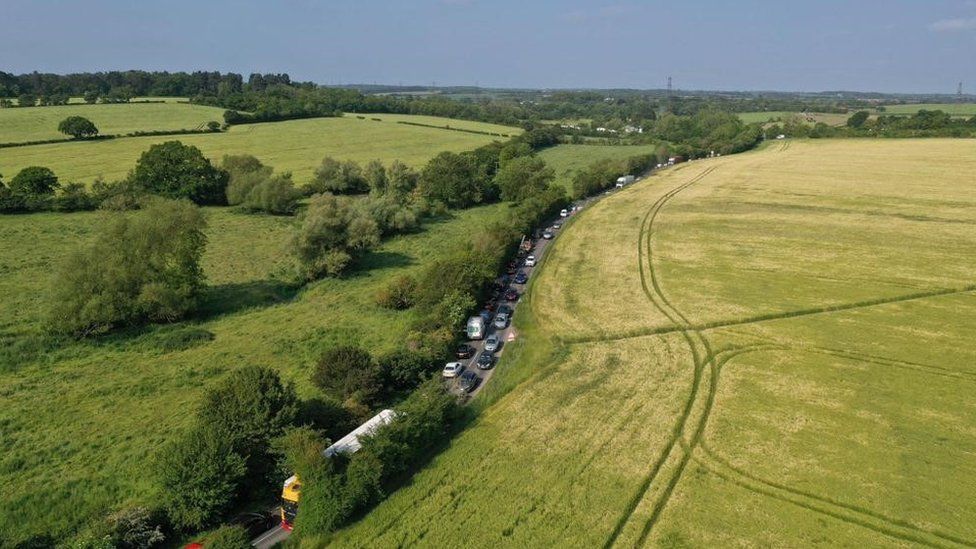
[
  {"x1": 47, "y1": 198, "x2": 207, "y2": 336},
  {"x1": 58, "y1": 115, "x2": 99, "y2": 139},
  {"x1": 292, "y1": 193, "x2": 380, "y2": 279},
  {"x1": 9, "y1": 166, "x2": 59, "y2": 196},
  {"x1": 129, "y1": 141, "x2": 229, "y2": 205},
  {"x1": 494, "y1": 156, "x2": 555, "y2": 202}
]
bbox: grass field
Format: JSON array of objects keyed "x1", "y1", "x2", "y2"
[
  {"x1": 881, "y1": 103, "x2": 976, "y2": 116},
  {"x1": 538, "y1": 144, "x2": 658, "y2": 192},
  {"x1": 0, "y1": 203, "x2": 508, "y2": 544},
  {"x1": 322, "y1": 138, "x2": 976, "y2": 548},
  {"x1": 343, "y1": 113, "x2": 520, "y2": 136},
  {"x1": 0, "y1": 114, "x2": 513, "y2": 184},
  {"x1": 0, "y1": 102, "x2": 226, "y2": 143},
  {"x1": 737, "y1": 111, "x2": 850, "y2": 126}
]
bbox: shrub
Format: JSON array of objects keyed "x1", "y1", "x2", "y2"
[
  {"x1": 155, "y1": 424, "x2": 247, "y2": 530},
  {"x1": 358, "y1": 194, "x2": 421, "y2": 236},
  {"x1": 103, "y1": 506, "x2": 166, "y2": 548},
  {"x1": 203, "y1": 526, "x2": 250, "y2": 549},
  {"x1": 309, "y1": 157, "x2": 368, "y2": 194},
  {"x1": 377, "y1": 349, "x2": 436, "y2": 393},
  {"x1": 9, "y1": 166, "x2": 59, "y2": 197},
  {"x1": 241, "y1": 173, "x2": 301, "y2": 215},
  {"x1": 47, "y1": 198, "x2": 207, "y2": 336},
  {"x1": 292, "y1": 193, "x2": 380, "y2": 280},
  {"x1": 375, "y1": 275, "x2": 417, "y2": 310},
  {"x1": 58, "y1": 116, "x2": 99, "y2": 139},
  {"x1": 312, "y1": 346, "x2": 379, "y2": 404},
  {"x1": 197, "y1": 365, "x2": 300, "y2": 489},
  {"x1": 53, "y1": 182, "x2": 97, "y2": 212},
  {"x1": 129, "y1": 141, "x2": 229, "y2": 205}
]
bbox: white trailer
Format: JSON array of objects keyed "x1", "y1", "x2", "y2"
[
  {"x1": 466, "y1": 316, "x2": 486, "y2": 339},
  {"x1": 615, "y1": 175, "x2": 635, "y2": 187}
]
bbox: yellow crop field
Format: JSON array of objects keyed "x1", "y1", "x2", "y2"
[{"x1": 322, "y1": 139, "x2": 976, "y2": 548}]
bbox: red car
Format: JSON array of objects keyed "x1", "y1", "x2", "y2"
[{"x1": 504, "y1": 288, "x2": 519, "y2": 301}]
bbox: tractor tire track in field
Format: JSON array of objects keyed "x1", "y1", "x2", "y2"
[
  {"x1": 566, "y1": 284, "x2": 976, "y2": 346},
  {"x1": 695, "y1": 442, "x2": 976, "y2": 548},
  {"x1": 603, "y1": 166, "x2": 718, "y2": 549}
]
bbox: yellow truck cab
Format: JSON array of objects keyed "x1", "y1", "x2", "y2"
[{"x1": 280, "y1": 409, "x2": 396, "y2": 529}]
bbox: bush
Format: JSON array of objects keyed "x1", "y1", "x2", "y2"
[
  {"x1": 377, "y1": 349, "x2": 436, "y2": 393},
  {"x1": 358, "y1": 194, "x2": 421, "y2": 236},
  {"x1": 155, "y1": 424, "x2": 247, "y2": 530},
  {"x1": 58, "y1": 116, "x2": 99, "y2": 139},
  {"x1": 9, "y1": 166, "x2": 59, "y2": 197},
  {"x1": 309, "y1": 157, "x2": 368, "y2": 194},
  {"x1": 197, "y1": 365, "x2": 300, "y2": 489},
  {"x1": 47, "y1": 198, "x2": 207, "y2": 336},
  {"x1": 292, "y1": 193, "x2": 381, "y2": 280},
  {"x1": 375, "y1": 275, "x2": 417, "y2": 310},
  {"x1": 241, "y1": 173, "x2": 301, "y2": 215},
  {"x1": 103, "y1": 506, "x2": 166, "y2": 548},
  {"x1": 312, "y1": 346, "x2": 379, "y2": 405},
  {"x1": 53, "y1": 182, "x2": 97, "y2": 212},
  {"x1": 203, "y1": 525, "x2": 251, "y2": 549},
  {"x1": 129, "y1": 141, "x2": 229, "y2": 205}
]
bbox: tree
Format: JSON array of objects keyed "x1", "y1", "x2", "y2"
[
  {"x1": 386, "y1": 160, "x2": 418, "y2": 196},
  {"x1": 17, "y1": 93, "x2": 36, "y2": 107},
  {"x1": 58, "y1": 115, "x2": 99, "y2": 139},
  {"x1": 47, "y1": 198, "x2": 207, "y2": 336},
  {"x1": 312, "y1": 346, "x2": 379, "y2": 404},
  {"x1": 155, "y1": 424, "x2": 247, "y2": 530},
  {"x1": 292, "y1": 193, "x2": 380, "y2": 279},
  {"x1": 197, "y1": 365, "x2": 299, "y2": 488},
  {"x1": 129, "y1": 141, "x2": 229, "y2": 205},
  {"x1": 9, "y1": 166, "x2": 59, "y2": 196},
  {"x1": 102, "y1": 506, "x2": 166, "y2": 548},
  {"x1": 204, "y1": 526, "x2": 251, "y2": 549},
  {"x1": 847, "y1": 110, "x2": 870, "y2": 129},
  {"x1": 242, "y1": 173, "x2": 300, "y2": 215},
  {"x1": 309, "y1": 157, "x2": 368, "y2": 194},
  {"x1": 83, "y1": 89, "x2": 99, "y2": 104},
  {"x1": 494, "y1": 156, "x2": 555, "y2": 202},
  {"x1": 418, "y1": 151, "x2": 488, "y2": 208},
  {"x1": 363, "y1": 159, "x2": 387, "y2": 193}
]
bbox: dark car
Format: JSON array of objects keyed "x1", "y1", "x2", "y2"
[
  {"x1": 506, "y1": 263, "x2": 518, "y2": 275},
  {"x1": 458, "y1": 371, "x2": 479, "y2": 393},
  {"x1": 497, "y1": 304, "x2": 513, "y2": 316},
  {"x1": 477, "y1": 350, "x2": 495, "y2": 370},
  {"x1": 230, "y1": 512, "x2": 276, "y2": 538},
  {"x1": 513, "y1": 271, "x2": 528, "y2": 285},
  {"x1": 456, "y1": 344, "x2": 475, "y2": 359},
  {"x1": 504, "y1": 288, "x2": 519, "y2": 301}
]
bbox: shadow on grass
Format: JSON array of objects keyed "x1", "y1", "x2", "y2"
[
  {"x1": 196, "y1": 279, "x2": 301, "y2": 319},
  {"x1": 354, "y1": 250, "x2": 414, "y2": 273}
]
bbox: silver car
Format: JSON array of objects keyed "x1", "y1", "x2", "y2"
[
  {"x1": 484, "y1": 334, "x2": 500, "y2": 352},
  {"x1": 493, "y1": 313, "x2": 509, "y2": 330}
]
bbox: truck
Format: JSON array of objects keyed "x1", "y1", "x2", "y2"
[
  {"x1": 466, "y1": 316, "x2": 486, "y2": 340},
  {"x1": 280, "y1": 409, "x2": 397, "y2": 529},
  {"x1": 615, "y1": 175, "x2": 635, "y2": 187}
]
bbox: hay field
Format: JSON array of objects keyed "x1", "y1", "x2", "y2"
[
  {"x1": 0, "y1": 114, "x2": 511, "y2": 184},
  {"x1": 0, "y1": 101, "x2": 226, "y2": 143},
  {"x1": 0, "y1": 204, "x2": 507, "y2": 543},
  {"x1": 323, "y1": 139, "x2": 976, "y2": 547}
]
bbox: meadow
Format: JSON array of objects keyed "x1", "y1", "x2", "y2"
[
  {"x1": 323, "y1": 139, "x2": 976, "y2": 547},
  {"x1": 0, "y1": 114, "x2": 513, "y2": 184},
  {"x1": 0, "y1": 203, "x2": 508, "y2": 544},
  {"x1": 0, "y1": 101, "x2": 226, "y2": 143},
  {"x1": 538, "y1": 143, "x2": 659, "y2": 192}
]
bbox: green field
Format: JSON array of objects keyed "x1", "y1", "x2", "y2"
[
  {"x1": 538, "y1": 144, "x2": 658, "y2": 192},
  {"x1": 0, "y1": 101, "x2": 226, "y2": 143},
  {"x1": 323, "y1": 139, "x2": 976, "y2": 547},
  {"x1": 880, "y1": 103, "x2": 976, "y2": 116},
  {"x1": 343, "y1": 112, "x2": 520, "y2": 136},
  {"x1": 0, "y1": 203, "x2": 508, "y2": 544},
  {"x1": 737, "y1": 111, "x2": 849, "y2": 125},
  {"x1": 0, "y1": 114, "x2": 514, "y2": 184}
]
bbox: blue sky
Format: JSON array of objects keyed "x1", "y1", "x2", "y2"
[{"x1": 2, "y1": 0, "x2": 975, "y2": 93}]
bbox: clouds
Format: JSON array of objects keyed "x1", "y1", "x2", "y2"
[{"x1": 928, "y1": 16, "x2": 976, "y2": 31}]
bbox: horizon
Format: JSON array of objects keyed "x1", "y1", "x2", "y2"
[{"x1": 3, "y1": 0, "x2": 975, "y2": 95}]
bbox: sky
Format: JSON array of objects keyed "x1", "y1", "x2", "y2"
[{"x1": 2, "y1": 0, "x2": 975, "y2": 94}]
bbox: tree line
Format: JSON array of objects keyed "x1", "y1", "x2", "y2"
[{"x1": 770, "y1": 109, "x2": 976, "y2": 139}]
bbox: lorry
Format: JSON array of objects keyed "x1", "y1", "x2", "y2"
[
  {"x1": 466, "y1": 316, "x2": 486, "y2": 340},
  {"x1": 280, "y1": 409, "x2": 397, "y2": 529},
  {"x1": 615, "y1": 175, "x2": 635, "y2": 187}
]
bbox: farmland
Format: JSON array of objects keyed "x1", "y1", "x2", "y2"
[
  {"x1": 0, "y1": 113, "x2": 514, "y2": 184},
  {"x1": 538, "y1": 144, "x2": 658, "y2": 192},
  {"x1": 881, "y1": 103, "x2": 976, "y2": 116},
  {"x1": 323, "y1": 139, "x2": 976, "y2": 547},
  {"x1": 0, "y1": 203, "x2": 508, "y2": 543},
  {"x1": 0, "y1": 101, "x2": 226, "y2": 143},
  {"x1": 737, "y1": 111, "x2": 849, "y2": 125}
]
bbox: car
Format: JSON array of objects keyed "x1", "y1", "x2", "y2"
[
  {"x1": 506, "y1": 263, "x2": 518, "y2": 275},
  {"x1": 479, "y1": 309, "x2": 493, "y2": 322},
  {"x1": 476, "y1": 350, "x2": 495, "y2": 369},
  {"x1": 524, "y1": 255, "x2": 536, "y2": 267},
  {"x1": 542, "y1": 231, "x2": 554, "y2": 240},
  {"x1": 497, "y1": 304, "x2": 513, "y2": 316},
  {"x1": 443, "y1": 361, "x2": 464, "y2": 378},
  {"x1": 484, "y1": 301, "x2": 496, "y2": 312},
  {"x1": 458, "y1": 371, "x2": 479, "y2": 393},
  {"x1": 493, "y1": 312, "x2": 509, "y2": 329},
  {"x1": 456, "y1": 344, "x2": 475, "y2": 359},
  {"x1": 513, "y1": 271, "x2": 528, "y2": 284},
  {"x1": 560, "y1": 209, "x2": 568, "y2": 217},
  {"x1": 552, "y1": 222, "x2": 562, "y2": 230},
  {"x1": 504, "y1": 289, "x2": 519, "y2": 302},
  {"x1": 484, "y1": 334, "x2": 500, "y2": 352}
]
